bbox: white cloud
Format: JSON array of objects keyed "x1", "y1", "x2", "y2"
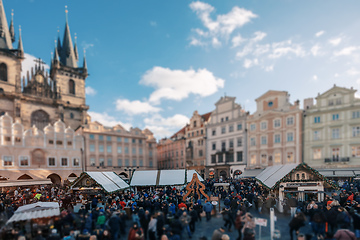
[
  {"x1": 329, "y1": 37, "x2": 342, "y2": 46},
  {"x1": 85, "y1": 86, "x2": 97, "y2": 96},
  {"x1": 144, "y1": 114, "x2": 189, "y2": 128},
  {"x1": 346, "y1": 68, "x2": 360, "y2": 76},
  {"x1": 334, "y1": 73, "x2": 339, "y2": 78},
  {"x1": 189, "y1": 1, "x2": 257, "y2": 46},
  {"x1": 212, "y1": 37, "x2": 222, "y2": 47},
  {"x1": 21, "y1": 53, "x2": 50, "y2": 78},
  {"x1": 150, "y1": 21, "x2": 157, "y2": 27},
  {"x1": 311, "y1": 44, "x2": 321, "y2": 56},
  {"x1": 115, "y1": 99, "x2": 162, "y2": 115},
  {"x1": 231, "y1": 34, "x2": 246, "y2": 48},
  {"x1": 313, "y1": 75, "x2": 318, "y2": 81},
  {"x1": 88, "y1": 111, "x2": 132, "y2": 130},
  {"x1": 264, "y1": 65, "x2": 274, "y2": 72},
  {"x1": 334, "y1": 46, "x2": 360, "y2": 56},
  {"x1": 81, "y1": 41, "x2": 95, "y2": 50},
  {"x1": 252, "y1": 31, "x2": 267, "y2": 42},
  {"x1": 243, "y1": 58, "x2": 258, "y2": 69},
  {"x1": 268, "y1": 40, "x2": 305, "y2": 59},
  {"x1": 140, "y1": 67, "x2": 225, "y2": 104},
  {"x1": 315, "y1": 31, "x2": 325, "y2": 37},
  {"x1": 144, "y1": 114, "x2": 190, "y2": 139},
  {"x1": 189, "y1": 37, "x2": 206, "y2": 47}
]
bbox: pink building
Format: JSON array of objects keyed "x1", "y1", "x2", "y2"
[{"x1": 247, "y1": 90, "x2": 302, "y2": 169}]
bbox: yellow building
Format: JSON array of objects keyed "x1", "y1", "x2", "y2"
[{"x1": 303, "y1": 85, "x2": 360, "y2": 178}]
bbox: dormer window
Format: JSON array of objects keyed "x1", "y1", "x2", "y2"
[{"x1": 268, "y1": 101, "x2": 273, "y2": 107}]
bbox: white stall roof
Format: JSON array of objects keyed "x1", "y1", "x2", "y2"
[
  {"x1": 240, "y1": 169, "x2": 264, "y2": 178},
  {"x1": 7, "y1": 202, "x2": 60, "y2": 223},
  {"x1": 186, "y1": 170, "x2": 204, "y2": 182},
  {"x1": 159, "y1": 169, "x2": 186, "y2": 186},
  {"x1": 130, "y1": 169, "x2": 204, "y2": 186},
  {"x1": 102, "y1": 172, "x2": 129, "y2": 189},
  {"x1": 0, "y1": 180, "x2": 52, "y2": 187},
  {"x1": 256, "y1": 164, "x2": 298, "y2": 189},
  {"x1": 73, "y1": 172, "x2": 129, "y2": 193},
  {"x1": 130, "y1": 170, "x2": 158, "y2": 186}
]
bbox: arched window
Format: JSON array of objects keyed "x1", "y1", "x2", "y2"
[
  {"x1": 69, "y1": 79, "x2": 75, "y2": 95},
  {"x1": 31, "y1": 110, "x2": 50, "y2": 130},
  {"x1": 0, "y1": 63, "x2": 7, "y2": 82}
]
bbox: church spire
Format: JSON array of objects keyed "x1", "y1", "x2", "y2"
[
  {"x1": 74, "y1": 33, "x2": 79, "y2": 61},
  {"x1": 60, "y1": 6, "x2": 77, "y2": 68},
  {"x1": 0, "y1": 0, "x2": 13, "y2": 49},
  {"x1": 9, "y1": 9, "x2": 15, "y2": 43},
  {"x1": 17, "y1": 25, "x2": 23, "y2": 58},
  {"x1": 83, "y1": 49, "x2": 87, "y2": 74},
  {"x1": 57, "y1": 27, "x2": 62, "y2": 55}
]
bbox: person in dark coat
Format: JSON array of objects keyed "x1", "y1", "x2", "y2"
[
  {"x1": 189, "y1": 207, "x2": 198, "y2": 233},
  {"x1": 108, "y1": 212, "x2": 121, "y2": 240},
  {"x1": 289, "y1": 211, "x2": 306, "y2": 240}
]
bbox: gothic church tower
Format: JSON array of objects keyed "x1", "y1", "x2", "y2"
[{"x1": 0, "y1": 1, "x2": 88, "y2": 130}]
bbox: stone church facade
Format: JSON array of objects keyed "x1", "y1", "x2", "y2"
[
  {"x1": 0, "y1": 0, "x2": 88, "y2": 131},
  {"x1": 0, "y1": 0, "x2": 88, "y2": 183}
]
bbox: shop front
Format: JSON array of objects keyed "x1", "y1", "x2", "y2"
[{"x1": 256, "y1": 163, "x2": 338, "y2": 213}]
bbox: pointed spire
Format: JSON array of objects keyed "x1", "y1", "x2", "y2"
[
  {"x1": 17, "y1": 25, "x2": 24, "y2": 57},
  {"x1": 53, "y1": 40, "x2": 60, "y2": 69},
  {"x1": 83, "y1": 48, "x2": 87, "y2": 71},
  {"x1": 57, "y1": 27, "x2": 62, "y2": 54},
  {"x1": 60, "y1": 5, "x2": 77, "y2": 68},
  {"x1": 74, "y1": 33, "x2": 78, "y2": 61},
  {"x1": 0, "y1": 0, "x2": 13, "y2": 49},
  {"x1": 9, "y1": 9, "x2": 14, "y2": 43}
]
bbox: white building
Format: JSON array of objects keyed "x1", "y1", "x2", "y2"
[{"x1": 206, "y1": 96, "x2": 247, "y2": 179}]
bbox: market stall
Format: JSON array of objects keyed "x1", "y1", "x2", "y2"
[
  {"x1": 255, "y1": 163, "x2": 338, "y2": 212},
  {"x1": 71, "y1": 172, "x2": 129, "y2": 193},
  {"x1": 130, "y1": 169, "x2": 204, "y2": 187},
  {"x1": 1, "y1": 202, "x2": 60, "y2": 238}
]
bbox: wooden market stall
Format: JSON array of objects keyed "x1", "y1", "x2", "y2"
[{"x1": 255, "y1": 163, "x2": 338, "y2": 212}]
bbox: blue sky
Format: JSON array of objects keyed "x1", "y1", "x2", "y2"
[{"x1": 6, "y1": 0, "x2": 360, "y2": 138}]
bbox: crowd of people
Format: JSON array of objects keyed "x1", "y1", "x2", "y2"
[{"x1": 0, "y1": 178, "x2": 359, "y2": 240}]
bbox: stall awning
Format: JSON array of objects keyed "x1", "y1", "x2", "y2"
[
  {"x1": 240, "y1": 169, "x2": 264, "y2": 178},
  {"x1": 318, "y1": 170, "x2": 357, "y2": 177},
  {"x1": 131, "y1": 170, "x2": 159, "y2": 186},
  {"x1": 130, "y1": 169, "x2": 204, "y2": 186},
  {"x1": 0, "y1": 180, "x2": 52, "y2": 188},
  {"x1": 72, "y1": 172, "x2": 129, "y2": 193},
  {"x1": 7, "y1": 202, "x2": 60, "y2": 223},
  {"x1": 256, "y1": 164, "x2": 298, "y2": 189}
]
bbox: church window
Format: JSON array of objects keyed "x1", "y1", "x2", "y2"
[
  {"x1": 0, "y1": 88, "x2": 4, "y2": 93},
  {"x1": 69, "y1": 79, "x2": 75, "y2": 95},
  {"x1": 31, "y1": 110, "x2": 50, "y2": 130},
  {"x1": 70, "y1": 113, "x2": 74, "y2": 119},
  {"x1": 0, "y1": 63, "x2": 7, "y2": 82}
]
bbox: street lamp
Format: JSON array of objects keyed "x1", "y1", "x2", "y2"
[{"x1": 124, "y1": 167, "x2": 139, "y2": 179}]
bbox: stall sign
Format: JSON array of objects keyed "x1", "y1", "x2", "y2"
[
  {"x1": 255, "y1": 217, "x2": 267, "y2": 227},
  {"x1": 286, "y1": 182, "x2": 319, "y2": 187}
]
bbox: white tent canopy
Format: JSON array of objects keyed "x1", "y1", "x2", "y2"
[
  {"x1": 72, "y1": 172, "x2": 129, "y2": 193},
  {"x1": 7, "y1": 202, "x2": 60, "y2": 223},
  {"x1": 255, "y1": 164, "x2": 298, "y2": 189},
  {"x1": 130, "y1": 169, "x2": 204, "y2": 186},
  {"x1": 131, "y1": 170, "x2": 159, "y2": 186}
]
